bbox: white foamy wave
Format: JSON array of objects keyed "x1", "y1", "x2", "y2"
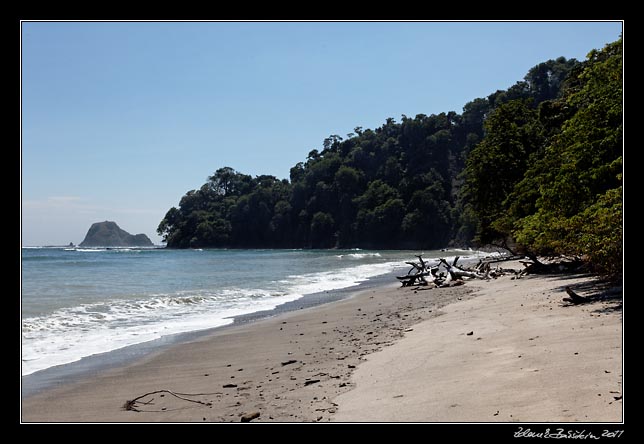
[
  {"x1": 285, "y1": 261, "x2": 401, "y2": 296},
  {"x1": 336, "y1": 252, "x2": 382, "y2": 259},
  {"x1": 21, "y1": 257, "x2": 406, "y2": 376},
  {"x1": 21, "y1": 286, "x2": 306, "y2": 376}
]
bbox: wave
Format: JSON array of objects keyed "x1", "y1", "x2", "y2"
[
  {"x1": 21, "y1": 258, "x2": 403, "y2": 376},
  {"x1": 21, "y1": 289, "x2": 275, "y2": 376},
  {"x1": 336, "y1": 252, "x2": 382, "y2": 259},
  {"x1": 22, "y1": 248, "x2": 501, "y2": 376}
]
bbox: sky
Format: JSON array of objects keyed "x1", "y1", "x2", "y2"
[{"x1": 21, "y1": 21, "x2": 623, "y2": 246}]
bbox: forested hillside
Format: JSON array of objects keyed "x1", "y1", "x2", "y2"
[
  {"x1": 158, "y1": 38, "x2": 622, "y2": 275},
  {"x1": 461, "y1": 38, "x2": 622, "y2": 275}
]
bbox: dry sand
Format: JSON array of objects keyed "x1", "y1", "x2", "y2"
[
  {"x1": 21, "y1": 263, "x2": 622, "y2": 423},
  {"x1": 334, "y1": 264, "x2": 623, "y2": 422}
]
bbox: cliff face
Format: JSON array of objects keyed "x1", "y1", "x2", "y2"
[{"x1": 79, "y1": 221, "x2": 153, "y2": 247}]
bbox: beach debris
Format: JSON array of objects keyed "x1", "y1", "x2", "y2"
[
  {"x1": 281, "y1": 359, "x2": 297, "y2": 366},
  {"x1": 223, "y1": 383, "x2": 238, "y2": 388},
  {"x1": 240, "y1": 411, "x2": 261, "y2": 422},
  {"x1": 396, "y1": 255, "x2": 495, "y2": 288},
  {"x1": 466, "y1": 331, "x2": 474, "y2": 336},
  {"x1": 304, "y1": 379, "x2": 321, "y2": 386},
  {"x1": 123, "y1": 389, "x2": 213, "y2": 412},
  {"x1": 400, "y1": 254, "x2": 589, "y2": 287},
  {"x1": 562, "y1": 287, "x2": 590, "y2": 305}
]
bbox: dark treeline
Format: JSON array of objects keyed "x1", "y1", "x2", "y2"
[{"x1": 158, "y1": 37, "x2": 622, "y2": 276}]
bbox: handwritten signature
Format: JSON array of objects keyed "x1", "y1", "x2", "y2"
[{"x1": 514, "y1": 427, "x2": 624, "y2": 440}]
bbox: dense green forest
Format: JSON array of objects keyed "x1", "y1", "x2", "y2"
[{"x1": 158, "y1": 37, "x2": 622, "y2": 276}]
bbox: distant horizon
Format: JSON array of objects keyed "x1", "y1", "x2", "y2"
[
  {"x1": 21, "y1": 219, "x2": 163, "y2": 247},
  {"x1": 20, "y1": 244, "x2": 169, "y2": 249},
  {"x1": 22, "y1": 21, "x2": 623, "y2": 246}
]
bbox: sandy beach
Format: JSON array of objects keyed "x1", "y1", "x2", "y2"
[{"x1": 21, "y1": 263, "x2": 622, "y2": 423}]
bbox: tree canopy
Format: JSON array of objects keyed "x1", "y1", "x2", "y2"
[
  {"x1": 461, "y1": 38, "x2": 622, "y2": 275},
  {"x1": 158, "y1": 38, "x2": 622, "y2": 276}
]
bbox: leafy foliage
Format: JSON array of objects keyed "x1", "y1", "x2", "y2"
[
  {"x1": 156, "y1": 41, "x2": 624, "y2": 276},
  {"x1": 461, "y1": 38, "x2": 622, "y2": 276}
]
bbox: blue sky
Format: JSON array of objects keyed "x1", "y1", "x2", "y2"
[{"x1": 21, "y1": 21, "x2": 622, "y2": 246}]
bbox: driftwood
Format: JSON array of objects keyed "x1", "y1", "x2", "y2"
[
  {"x1": 123, "y1": 389, "x2": 214, "y2": 412},
  {"x1": 397, "y1": 254, "x2": 499, "y2": 288},
  {"x1": 438, "y1": 257, "x2": 487, "y2": 281},
  {"x1": 397, "y1": 272, "x2": 430, "y2": 287},
  {"x1": 473, "y1": 255, "x2": 523, "y2": 276},
  {"x1": 562, "y1": 286, "x2": 589, "y2": 305},
  {"x1": 397, "y1": 255, "x2": 442, "y2": 287},
  {"x1": 399, "y1": 252, "x2": 594, "y2": 289},
  {"x1": 512, "y1": 256, "x2": 586, "y2": 279}
]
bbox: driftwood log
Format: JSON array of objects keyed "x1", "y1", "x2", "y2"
[
  {"x1": 397, "y1": 255, "x2": 499, "y2": 288},
  {"x1": 438, "y1": 257, "x2": 488, "y2": 281},
  {"x1": 562, "y1": 286, "x2": 589, "y2": 305},
  {"x1": 398, "y1": 252, "x2": 592, "y2": 288}
]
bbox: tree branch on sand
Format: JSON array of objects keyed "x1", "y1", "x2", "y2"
[
  {"x1": 396, "y1": 255, "x2": 506, "y2": 288},
  {"x1": 562, "y1": 286, "x2": 589, "y2": 305},
  {"x1": 123, "y1": 390, "x2": 215, "y2": 412}
]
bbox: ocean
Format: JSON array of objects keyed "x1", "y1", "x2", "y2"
[{"x1": 21, "y1": 247, "x2": 488, "y2": 378}]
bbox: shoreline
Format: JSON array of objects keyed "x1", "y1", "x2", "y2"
[
  {"x1": 21, "y1": 262, "x2": 622, "y2": 423},
  {"x1": 22, "y1": 251, "x2": 485, "y2": 397},
  {"x1": 21, "y1": 268, "x2": 401, "y2": 398},
  {"x1": 21, "y1": 273, "x2": 478, "y2": 422}
]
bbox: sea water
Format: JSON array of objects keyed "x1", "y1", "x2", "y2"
[{"x1": 21, "y1": 247, "x2": 490, "y2": 376}]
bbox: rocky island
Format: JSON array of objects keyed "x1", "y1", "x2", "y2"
[{"x1": 79, "y1": 221, "x2": 153, "y2": 247}]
